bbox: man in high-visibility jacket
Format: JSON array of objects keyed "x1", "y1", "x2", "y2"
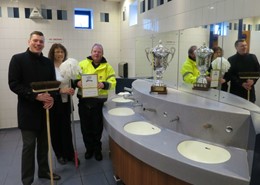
[
  {"x1": 181, "y1": 45, "x2": 200, "y2": 84},
  {"x1": 75, "y1": 43, "x2": 116, "y2": 161}
]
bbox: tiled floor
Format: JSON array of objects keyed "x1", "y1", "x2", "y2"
[{"x1": 0, "y1": 121, "x2": 119, "y2": 185}]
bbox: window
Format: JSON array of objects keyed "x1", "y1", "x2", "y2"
[
  {"x1": 0, "y1": 7, "x2": 2, "y2": 17},
  {"x1": 129, "y1": 0, "x2": 138, "y2": 26},
  {"x1": 255, "y1": 24, "x2": 260, "y2": 31},
  {"x1": 74, "y1": 8, "x2": 93, "y2": 29},
  {"x1": 100, "y1": 13, "x2": 109, "y2": 22},
  {"x1": 248, "y1": 24, "x2": 252, "y2": 31},
  {"x1": 57, "y1": 10, "x2": 67, "y2": 20},
  {"x1": 24, "y1": 8, "x2": 31, "y2": 18},
  {"x1": 213, "y1": 22, "x2": 228, "y2": 36},
  {"x1": 148, "y1": 0, "x2": 154, "y2": 10},
  {"x1": 8, "y1": 7, "x2": 19, "y2": 18},
  {"x1": 42, "y1": 9, "x2": 52, "y2": 19},
  {"x1": 229, "y1": 23, "x2": 232, "y2": 30},
  {"x1": 140, "y1": 0, "x2": 145, "y2": 13},
  {"x1": 122, "y1": 8, "x2": 126, "y2": 21},
  {"x1": 234, "y1": 23, "x2": 238, "y2": 30},
  {"x1": 243, "y1": 24, "x2": 246, "y2": 31},
  {"x1": 157, "y1": 0, "x2": 164, "y2": 6}
]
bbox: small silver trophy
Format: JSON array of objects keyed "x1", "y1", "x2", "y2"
[
  {"x1": 193, "y1": 43, "x2": 213, "y2": 91},
  {"x1": 145, "y1": 40, "x2": 175, "y2": 94}
]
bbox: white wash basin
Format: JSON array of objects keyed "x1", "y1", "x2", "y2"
[
  {"x1": 108, "y1": 107, "x2": 135, "y2": 116},
  {"x1": 124, "y1": 121, "x2": 161, "y2": 135},
  {"x1": 112, "y1": 97, "x2": 134, "y2": 103},
  {"x1": 177, "y1": 140, "x2": 231, "y2": 164}
]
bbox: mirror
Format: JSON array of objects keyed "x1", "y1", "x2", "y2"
[
  {"x1": 135, "y1": 30, "x2": 179, "y2": 89},
  {"x1": 135, "y1": 17, "x2": 260, "y2": 110}
]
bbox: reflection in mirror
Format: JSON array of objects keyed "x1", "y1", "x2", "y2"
[
  {"x1": 219, "y1": 17, "x2": 260, "y2": 109},
  {"x1": 135, "y1": 18, "x2": 260, "y2": 110},
  {"x1": 135, "y1": 31, "x2": 179, "y2": 89},
  {"x1": 177, "y1": 26, "x2": 220, "y2": 101},
  {"x1": 135, "y1": 27, "x2": 221, "y2": 100}
]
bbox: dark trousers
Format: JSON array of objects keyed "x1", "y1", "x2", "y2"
[
  {"x1": 78, "y1": 98, "x2": 104, "y2": 152},
  {"x1": 50, "y1": 99, "x2": 74, "y2": 160},
  {"x1": 21, "y1": 129, "x2": 49, "y2": 185}
]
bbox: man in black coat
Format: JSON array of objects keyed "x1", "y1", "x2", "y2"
[
  {"x1": 8, "y1": 31, "x2": 61, "y2": 185},
  {"x1": 227, "y1": 39, "x2": 260, "y2": 103}
]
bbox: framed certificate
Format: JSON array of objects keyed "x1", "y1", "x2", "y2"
[
  {"x1": 210, "y1": 70, "x2": 220, "y2": 88},
  {"x1": 81, "y1": 74, "x2": 98, "y2": 97}
]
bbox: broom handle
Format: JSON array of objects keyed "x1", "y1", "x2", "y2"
[
  {"x1": 70, "y1": 95, "x2": 78, "y2": 168},
  {"x1": 46, "y1": 107, "x2": 54, "y2": 185},
  {"x1": 70, "y1": 81, "x2": 78, "y2": 168},
  {"x1": 246, "y1": 78, "x2": 251, "y2": 101}
]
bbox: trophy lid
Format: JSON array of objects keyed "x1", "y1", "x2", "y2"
[
  {"x1": 194, "y1": 42, "x2": 213, "y2": 58},
  {"x1": 152, "y1": 40, "x2": 171, "y2": 58}
]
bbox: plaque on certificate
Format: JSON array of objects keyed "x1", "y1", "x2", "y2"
[{"x1": 81, "y1": 74, "x2": 98, "y2": 98}]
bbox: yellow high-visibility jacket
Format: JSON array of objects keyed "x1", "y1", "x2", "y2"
[
  {"x1": 181, "y1": 57, "x2": 200, "y2": 84},
  {"x1": 77, "y1": 56, "x2": 116, "y2": 98}
]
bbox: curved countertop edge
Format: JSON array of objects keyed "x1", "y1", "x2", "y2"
[
  {"x1": 134, "y1": 79, "x2": 260, "y2": 114},
  {"x1": 103, "y1": 105, "x2": 250, "y2": 185}
]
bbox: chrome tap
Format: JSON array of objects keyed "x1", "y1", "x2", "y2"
[
  {"x1": 132, "y1": 102, "x2": 143, "y2": 107},
  {"x1": 123, "y1": 87, "x2": 133, "y2": 93},
  {"x1": 123, "y1": 94, "x2": 135, "y2": 100},
  {"x1": 170, "y1": 116, "x2": 180, "y2": 122},
  {"x1": 143, "y1": 107, "x2": 157, "y2": 113}
]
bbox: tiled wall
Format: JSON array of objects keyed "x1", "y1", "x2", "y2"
[{"x1": 0, "y1": 0, "x2": 120, "y2": 129}]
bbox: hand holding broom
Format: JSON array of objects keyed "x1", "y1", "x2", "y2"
[
  {"x1": 239, "y1": 72, "x2": 260, "y2": 101},
  {"x1": 36, "y1": 92, "x2": 54, "y2": 109}
]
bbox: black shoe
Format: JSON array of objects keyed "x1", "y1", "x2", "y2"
[
  {"x1": 85, "y1": 151, "x2": 94, "y2": 159},
  {"x1": 57, "y1": 157, "x2": 67, "y2": 165},
  {"x1": 38, "y1": 172, "x2": 61, "y2": 180},
  {"x1": 95, "y1": 151, "x2": 103, "y2": 161}
]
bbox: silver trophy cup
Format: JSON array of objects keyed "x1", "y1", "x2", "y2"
[
  {"x1": 193, "y1": 43, "x2": 213, "y2": 90},
  {"x1": 145, "y1": 40, "x2": 175, "y2": 94}
]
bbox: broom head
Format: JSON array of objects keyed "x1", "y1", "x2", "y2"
[
  {"x1": 239, "y1": 72, "x2": 260, "y2": 79},
  {"x1": 31, "y1": 81, "x2": 61, "y2": 92}
]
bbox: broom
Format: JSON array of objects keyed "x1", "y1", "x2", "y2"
[
  {"x1": 69, "y1": 80, "x2": 79, "y2": 168},
  {"x1": 239, "y1": 72, "x2": 260, "y2": 101},
  {"x1": 60, "y1": 58, "x2": 82, "y2": 168},
  {"x1": 31, "y1": 80, "x2": 61, "y2": 185}
]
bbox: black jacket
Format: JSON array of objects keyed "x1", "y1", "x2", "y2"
[
  {"x1": 8, "y1": 48, "x2": 56, "y2": 130},
  {"x1": 227, "y1": 53, "x2": 260, "y2": 103}
]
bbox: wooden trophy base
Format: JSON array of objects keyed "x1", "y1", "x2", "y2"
[
  {"x1": 192, "y1": 83, "x2": 209, "y2": 91},
  {"x1": 150, "y1": 85, "x2": 167, "y2": 94}
]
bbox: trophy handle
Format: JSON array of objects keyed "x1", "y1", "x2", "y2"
[
  {"x1": 145, "y1": 48, "x2": 152, "y2": 65},
  {"x1": 167, "y1": 47, "x2": 176, "y2": 64}
]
